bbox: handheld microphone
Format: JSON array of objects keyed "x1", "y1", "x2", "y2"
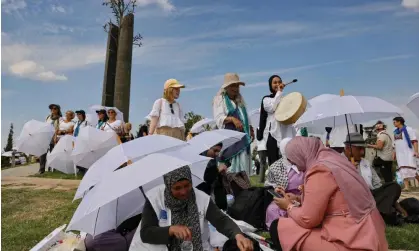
[{"x1": 284, "y1": 79, "x2": 298, "y2": 86}]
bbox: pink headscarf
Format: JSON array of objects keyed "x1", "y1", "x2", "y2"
[{"x1": 285, "y1": 136, "x2": 375, "y2": 223}]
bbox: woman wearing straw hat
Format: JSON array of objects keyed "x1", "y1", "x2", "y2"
[
  {"x1": 213, "y1": 73, "x2": 253, "y2": 175},
  {"x1": 148, "y1": 79, "x2": 186, "y2": 141}
]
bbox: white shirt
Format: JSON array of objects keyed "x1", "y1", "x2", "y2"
[
  {"x1": 256, "y1": 126, "x2": 269, "y2": 151},
  {"x1": 262, "y1": 91, "x2": 296, "y2": 146},
  {"x1": 57, "y1": 120, "x2": 75, "y2": 138},
  {"x1": 103, "y1": 120, "x2": 123, "y2": 134},
  {"x1": 46, "y1": 115, "x2": 63, "y2": 129},
  {"x1": 394, "y1": 126, "x2": 417, "y2": 168},
  {"x1": 149, "y1": 98, "x2": 185, "y2": 129}
]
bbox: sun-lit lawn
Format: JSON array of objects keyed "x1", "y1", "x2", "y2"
[
  {"x1": 1, "y1": 188, "x2": 79, "y2": 251},
  {"x1": 31, "y1": 170, "x2": 84, "y2": 180}
]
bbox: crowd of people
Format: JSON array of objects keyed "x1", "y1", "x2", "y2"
[{"x1": 39, "y1": 72, "x2": 419, "y2": 251}]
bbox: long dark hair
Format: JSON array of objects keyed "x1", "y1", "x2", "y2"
[{"x1": 137, "y1": 125, "x2": 148, "y2": 138}]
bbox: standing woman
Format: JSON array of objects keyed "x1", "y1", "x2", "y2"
[
  {"x1": 38, "y1": 104, "x2": 63, "y2": 174},
  {"x1": 73, "y1": 110, "x2": 91, "y2": 137},
  {"x1": 258, "y1": 75, "x2": 296, "y2": 165},
  {"x1": 56, "y1": 110, "x2": 75, "y2": 143},
  {"x1": 103, "y1": 108, "x2": 124, "y2": 136},
  {"x1": 213, "y1": 73, "x2": 253, "y2": 175},
  {"x1": 96, "y1": 109, "x2": 108, "y2": 130},
  {"x1": 148, "y1": 79, "x2": 186, "y2": 141},
  {"x1": 121, "y1": 122, "x2": 135, "y2": 143}
]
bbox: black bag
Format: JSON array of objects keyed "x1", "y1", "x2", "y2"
[
  {"x1": 399, "y1": 197, "x2": 419, "y2": 216},
  {"x1": 116, "y1": 214, "x2": 142, "y2": 235},
  {"x1": 227, "y1": 187, "x2": 273, "y2": 230}
]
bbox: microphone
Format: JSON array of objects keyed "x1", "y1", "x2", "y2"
[{"x1": 284, "y1": 79, "x2": 298, "y2": 86}]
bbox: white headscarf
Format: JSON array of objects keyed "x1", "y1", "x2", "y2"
[{"x1": 279, "y1": 137, "x2": 299, "y2": 174}]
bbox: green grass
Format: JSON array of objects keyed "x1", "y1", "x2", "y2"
[
  {"x1": 31, "y1": 170, "x2": 84, "y2": 180},
  {"x1": 1, "y1": 188, "x2": 80, "y2": 251}
]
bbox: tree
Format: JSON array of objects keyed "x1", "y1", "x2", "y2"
[
  {"x1": 4, "y1": 123, "x2": 14, "y2": 152},
  {"x1": 184, "y1": 112, "x2": 204, "y2": 135}
]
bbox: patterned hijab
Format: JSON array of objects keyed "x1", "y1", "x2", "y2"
[
  {"x1": 265, "y1": 138, "x2": 295, "y2": 188},
  {"x1": 285, "y1": 137, "x2": 375, "y2": 223},
  {"x1": 163, "y1": 166, "x2": 203, "y2": 251}
]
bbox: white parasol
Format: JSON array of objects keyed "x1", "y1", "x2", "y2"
[
  {"x1": 89, "y1": 105, "x2": 124, "y2": 122},
  {"x1": 190, "y1": 118, "x2": 217, "y2": 134},
  {"x1": 407, "y1": 92, "x2": 419, "y2": 119},
  {"x1": 15, "y1": 120, "x2": 55, "y2": 157},
  {"x1": 46, "y1": 135, "x2": 76, "y2": 175}
]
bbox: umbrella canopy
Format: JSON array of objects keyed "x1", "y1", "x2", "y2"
[
  {"x1": 71, "y1": 127, "x2": 119, "y2": 168},
  {"x1": 89, "y1": 105, "x2": 124, "y2": 122},
  {"x1": 190, "y1": 118, "x2": 217, "y2": 134},
  {"x1": 16, "y1": 120, "x2": 55, "y2": 157},
  {"x1": 47, "y1": 135, "x2": 76, "y2": 175},
  {"x1": 186, "y1": 129, "x2": 246, "y2": 155},
  {"x1": 295, "y1": 95, "x2": 403, "y2": 134},
  {"x1": 67, "y1": 152, "x2": 210, "y2": 236},
  {"x1": 74, "y1": 135, "x2": 189, "y2": 200},
  {"x1": 407, "y1": 92, "x2": 419, "y2": 119}
]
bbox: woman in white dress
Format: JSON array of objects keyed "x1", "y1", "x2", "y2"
[
  {"x1": 103, "y1": 108, "x2": 124, "y2": 137},
  {"x1": 393, "y1": 117, "x2": 419, "y2": 191},
  {"x1": 148, "y1": 79, "x2": 186, "y2": 141},
  {"x1": 213, "y1": 73, "x2": 253, "y2": 175},
  {"x1": 56, "y1": 110, "x2": 75, "y2": 143}
]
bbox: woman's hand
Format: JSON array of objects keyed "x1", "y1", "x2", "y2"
[
  {"x1": 230, "y1": 117, "x2": 243, "y2": 131},
  {"x1": 168, "y1": 225, "x2": 192, "y2": 241},
  {"x1": 218, "y1": 163, "x2": 228, "y2": 173},
  {"x1": 235, "y1": 234, "x2": 254, "y2": 251},
  {"x1": 273, "y1": 197, "x2": 291, "y2": 210}
]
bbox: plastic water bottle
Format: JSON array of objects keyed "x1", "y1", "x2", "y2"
[
  {"x1": 226, "y1": 194, "x2": 235, "y2": 208},
  {"x1": 181, "y1": 240, "x2": 193, "y2": 251}
]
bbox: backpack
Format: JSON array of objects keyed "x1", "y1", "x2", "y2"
[{"x1": 227, "y1": 187, "x2": 273, "y2": 230}]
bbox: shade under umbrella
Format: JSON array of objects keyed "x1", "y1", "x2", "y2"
[
  {"x1": 47, "y1": 135, "x2": 76, "y2": 175},
  {"x1": 407, "y1": 92, "x2": 419, "y2": 119},
  {"x1": 15, "y1": 120, "x2": 55, "y2": 157},
  {"x1": 187, "y1": 129, "x2": 246, "y2": 155},
  {"x1": 67, "y1": 152, "x2": 210, "y2": 236},
  {"x1": 190, "y1": 118, "x2": 217, "y2": 134},
  {"x1": 89, "y1": 105, "x2": 124, "y2": 122},
  {"x1": 71, "y1": 127, "x2": 119, "y2": 168},
  {"x1": 295, "y1": 95, "x2": 403, "y2": 134},
  {"x1": 74, "y1": 135, "x2": 188, "y2": 200}
]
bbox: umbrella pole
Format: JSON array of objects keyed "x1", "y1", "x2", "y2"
[{"x1": 344, "y1": 114, "x2": 355, "y2": 164}]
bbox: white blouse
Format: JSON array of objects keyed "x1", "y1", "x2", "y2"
[
  {"x1": 57, "y1": 120, "x2": 75, "y2": 138},
  {"x1": 149, "y1": 98, "x2": 185, "y2": 129},
  {"x1": 103, "y1": 120, "x2": 124, "y2": 134},
  {"x1": 213, "y1": 95, "x2": 249, "y2": 129},
  {"x1": 262, "y1": 91, "x2": 296, "y2": 145},
  {"x1": 394, "y1": 126, "x2": 417, "y2": 168}
]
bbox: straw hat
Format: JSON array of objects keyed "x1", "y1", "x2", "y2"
[
  {"x1": 221, "y1": 73, "x2": 245, "y2": 89},
  {"x1": 164, "y1": 79, "x2": 185, "y2": 90}
]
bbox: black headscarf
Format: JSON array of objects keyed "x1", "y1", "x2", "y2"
[{"x1": 257, "y1": 75, "x2": 282, "y2": 141}]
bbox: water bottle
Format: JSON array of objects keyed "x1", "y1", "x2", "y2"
[
  {"x1": 226, "y1": 194, "x2": 235, "y2": 208},
  {"x1": 181, "y1": 240, "x2": 193, "y2": 251}
]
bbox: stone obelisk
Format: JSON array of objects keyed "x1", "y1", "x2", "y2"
[
  {"x1": 101, "y1": 23, "x2": 119, "y2": 107},
  {"x1": 114, "y1": 13, "x2": 134, "y2": 122}
]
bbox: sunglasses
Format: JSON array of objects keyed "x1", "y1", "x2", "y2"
[{"x1": 169, "y1": 104, "x2": 174, "y2": 114}]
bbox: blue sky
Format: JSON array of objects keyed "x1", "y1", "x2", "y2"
[{"x1": 2, "y1": 0, "x2": 419, "y2": 147}]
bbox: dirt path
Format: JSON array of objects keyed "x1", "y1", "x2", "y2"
[
  {"x1": 1, "y1": 163, "x2": 39, "y2": 177},
  {"x1": 2, "y1": 176, "x2": 80, "y2": 190}
]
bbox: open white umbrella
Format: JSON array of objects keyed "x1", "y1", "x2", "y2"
[
  {"x1": 407, "y1": 92, "x2": 419, "y2": 119},
  {"x1": 190, "y1": 118, "x2": 217, "y2": 134},
  {"x1": 74, "y1": 135, "x2": 188, "y2": 200},
  {"x1": 89, "y1": 105, "x2": 124, "y2": 122},
  {"x1": 295, "y1": 95, "x2": 403, "y2": 134},
  {"x1": 47, "y1": 135, "x2": 76, "y2": 175},
  {"x1": 187, "y1": 129, "x2": 246, "y2": 155},
  {"x1": 71, "y1": 127, "x2": 119, "y2": 168},
  {"x1": 67, "y1": 152, "x2": 210, "y2": 236},
  {"x1": 15, "y1": 120, "x2": 55, "y2": 157}
]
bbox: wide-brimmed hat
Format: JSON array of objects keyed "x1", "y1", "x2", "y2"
[
  {"x1": 344, "y1": 132, "x2": 366, "y2": 147},
  {"x1": 222, "y1": 73, "x2": 245, "y2": 89},
  {"x1": 48, "y1": 104, "x2": 60, "y2": 110},
  {"x1": 164, "y1": 79, "x2": 185, "y2": 90}
]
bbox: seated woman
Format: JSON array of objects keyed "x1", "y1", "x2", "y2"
[
  {"x1": 264, "y1": 138, "x2": 304, "y2": 229},
  {"x1": 269, "y1": 137, "x2": 388, "y2": 251},
  {"x1": 129, "y1": 166, "x2": 254, "y2": 251},
  {"x1": 196, "y1": 143, "x2": 230, "y2": 211},
  {"x1": 343, "y1": 132, "x2": 408, "y2": 225}
]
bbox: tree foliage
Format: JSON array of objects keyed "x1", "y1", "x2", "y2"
[
  {"x1": 102, "y1": 0, "x2": 143, "y2": 47},
  {"x1": 184, "y1": 112, "x2": 203, "y2": 135},
  {"x1": 4, "y1": 123, "x2": 14, "y2": 152}
]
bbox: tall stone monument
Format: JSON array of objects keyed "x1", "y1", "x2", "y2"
[
  {"x1": 114, "y1": 13, "x2": 134, "y2": 122},
  {"x1": 101, "y1": 23, "x2": 119, "y2": 107}
]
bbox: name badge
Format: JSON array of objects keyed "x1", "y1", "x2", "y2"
[{"x1": 160, "y1": 210, "x2": 168, "y2": 220}]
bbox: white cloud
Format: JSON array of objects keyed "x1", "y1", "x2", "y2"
[
  {"x1": 8, "y1": 60, "x2": 67, "y2": 82},
  {"x1": 366, "y1": 54, "x2": 415, "y2": 62},
  {"x1": 1, "y1": 0, "x2": 26, "y2": 13},
  {"x1": 137, "y1": 0, "x2": 175, "y2": 12},
  {"x1": 51, "y1": 5, "x2": 66, "y2": 13},
  {"x1": 402, "y1": 0, "x2": 419, "y2": 11},
  {"x1": 336, "y1": 2, "x2": 400, "y2": 14}
]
